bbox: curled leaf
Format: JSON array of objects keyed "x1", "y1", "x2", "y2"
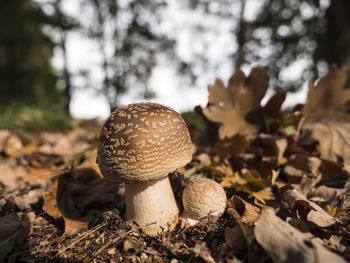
[{"x1": 279, "y1": 184, "x2": 338, "y2": 229}]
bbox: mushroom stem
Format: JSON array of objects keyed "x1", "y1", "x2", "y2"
[
  {"x1": 185, "y1": 217, "x2": 199, "y2": 226},
  {"x1": 125, "y1": 176, "x2": 179, "y2": 236}
]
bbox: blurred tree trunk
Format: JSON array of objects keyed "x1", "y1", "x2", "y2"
[
  {"x1": 315, "y1": 0, "x2": 350, "y2": 70},
  {"x1": 235, "y1": 0, "x2": 246, "y2": 69},
  {"x1": 53, "y1": 0, "x2": 73, "y2": 114},
  {"x1": 60, "y1": 30, "x2": 71, "y2": 114},
  {"x1": 0, "y1": 0, "x2": 59, "y2": 106},
  {"x1": 90, "y1": 0, "x2": 114, "y2": 110}
]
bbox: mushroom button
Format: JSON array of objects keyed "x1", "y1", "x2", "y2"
[
  {"x1": 182, "y1": 178, "x2": 227, "y2": 225},
  {"x1": 97, "y1": 102, "x2": 192, "y2": 236}
]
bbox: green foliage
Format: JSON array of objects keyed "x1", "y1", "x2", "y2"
[
  {"x1": 0, "y1": 0, "x2": 60, "y2": 106},
  {"x1": 0, "y1": 104, "x2": 71, "y2": 132},
  {"x1": 181, "y1": 111, "x2": 208, "y2": 146}
]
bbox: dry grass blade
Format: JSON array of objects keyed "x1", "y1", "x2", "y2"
[
  {"x1": 58, "y1": 223, "x2": 106, "y2": 255},
  {"x1": 90, "y1": 229, "x2": 134, "y2": 258}
]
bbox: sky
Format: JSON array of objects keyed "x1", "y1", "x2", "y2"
[{"x1": 46, "y1": 0, "x2": 309, "y2": 119}]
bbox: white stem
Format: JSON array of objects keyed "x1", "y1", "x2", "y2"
[
  {"x1": 125, "y1": 176, "x2": 179, "y2": 236},
  {"x1": 185, "y1": 217, "x2": 199, "y2": 226}
]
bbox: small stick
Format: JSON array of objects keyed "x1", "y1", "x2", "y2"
[
  {"x1": 88, "y1": 222, "x2": 157, "y2": 258},
  {"x1": 58, "y1": 222, "x2": 106, "y2": 254}
]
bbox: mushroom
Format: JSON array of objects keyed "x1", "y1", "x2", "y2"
[
  {"x1": 182, "y1": 178, "x2": 227, "y2": 225},
  {"x1": 97, "y1": 102, "x2": 192, "y2": 236}
]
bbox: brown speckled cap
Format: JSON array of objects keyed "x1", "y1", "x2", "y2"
[
  {"x1": 97, "y1": 102, "x2": 192, "y2": 183},
  {"x1": 182, "y1": 178, "x2": 227, "y2": 220}
]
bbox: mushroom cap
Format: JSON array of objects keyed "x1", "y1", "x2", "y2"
[
  {"x1": 182, "y1": 178, "x2": 227, "y2": 220},
  {"x1": 97, "y1": 102, "x2": 192, "y2": 183}
]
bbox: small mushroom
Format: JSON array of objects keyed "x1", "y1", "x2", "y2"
[
  {"x1": 182, "y1": 178, "x2": 227, "y2": 225},
  {"x1": 97, "y1": 102, "x2": 192, "y2": 236}
]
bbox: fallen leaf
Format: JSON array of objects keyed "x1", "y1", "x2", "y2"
[
  {"x1": 279, "y1": 184, "x2": 339, "y2": 229},
  {"x1": 42, "y1": 169, "x2": 121, "y2": 235},
  {"x1": 2, "y1": 133, "x2": 23, "y2": 157},
  {"x1": 253, "y1": 134, "x2": 288, "y2": 164},
  {"x1": 42, "y1": 175, "x2": 89, "y2": 235},
  {"x1": 224, "y1": 226, "x2": 246, "y2": 252},
  {"x1": 302, "y1": 121, "x2": 350, "y2": 172},
  {"x1": 193, "y1": 153, "x2": 211, "y2": 168},
  {"x1": 123, "y1": 238, "x2": 144, "y2": 252},
  {"x1": 221, "y1": 170, "x2": 274, "y2": 204},
  {"x1": 0, "y1": 161, "x2": 26, "y2": 192},
  {"x1": 14, "y1": 189, "x2": 44, "y2": 210},
  {"x1": 301, "y1": 65, "x2": 350, "y2": 172},
  {"x1": 318, "y1": 159, "x2": 348, "y2": 186},
  {"x1": 42, "y1": 181, "x2": 62, "y2": 219},
  {"x1": 303, "y1": 65, "x2": 350, "y2": 124},
  {"x1": 309, "y1": 186, "x2": 348, "y2": 204},
  {"x1": 220, "y1": 172, "x2": 245, "y2": 189},
  {"x1": 203, "y1": 66, "x2": 271, "y2": 139},
  {"x1": 0, "y1": 214, "x2": 21, "y2": 261},
  {"x1": 190, "y1": 242, "x2": 215, "y2": 263},
  {"x1": 255, "y1": 208, "x2": 346, "y2": 263},
  {"x1": 227, "y1": 202, "x2": 265, "y2": 262},
  {"x1": 282, "y1": 154, "x2": 322, "y2": 192},
  {"x1": 0, "y1": 213, "x2": 33, "y2": 261},
  {"x1": 227, "y1": 195, "x2": 260, "y2": 225},
  {"x1": 24, "y1": 167, "x2": 62, "y2": 185},
  {"x1": 213, "y1": 134, "x2": 250, "y2": 159}
]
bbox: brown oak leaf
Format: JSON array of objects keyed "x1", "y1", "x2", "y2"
[
  {"x1": 203, "y1": 66, "x2": 284, "y2": 139},
  {"x1": 303, "y1": 65, "x2": 350, "y2": 124}
]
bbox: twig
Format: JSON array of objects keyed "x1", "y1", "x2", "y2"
[
  {"x1": 58, "y1": 222, "x2": 106, "y2": 254},
  {"x1": 295, "y1": 114, "x2": 306, "y2": 140},
  {"x1": 87, "y1": 222, "x2": 157, "y2": 259},
  {"x1": 92, "y1": 228, "x2": 134, "y2": 257}
]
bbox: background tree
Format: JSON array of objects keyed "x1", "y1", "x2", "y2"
[
  {"x1": 83, "y1": 0, "x2": 192, "y2": 110},
  {"x1": 0, "y1": 0, "x2": 60, "y2": 106},
  {"x1": 50, "y1": 0, "x2": 79, "y2": 113},
  {"x1": 314, "y1": 0, "x2": 350, "y2": 69},
  {"x1": 191, "y1": 0, "x2": 350, "y2": 92}
]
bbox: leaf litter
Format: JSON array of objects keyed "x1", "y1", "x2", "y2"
[{"x1": 1, "y1": 66, "x2": 350, "y2": 262}]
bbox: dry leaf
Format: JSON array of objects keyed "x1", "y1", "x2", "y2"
[
  {"x1": 309, "y1": 186, "x2": 348, "y2": 204},
  {"x1": 190, "y1": 242, "x2": 215, "y2": 263},
  {"x1": 227, "y1": 195, "x2": 260, "y2": 225},
  {"x1": 301, "y1": 65, "x2": 350, "y2": 172},
  {"x1": 42, "y1": 169, "x2": 122, "y2": 235},
  {"x1": 227, "y1": 202, "x2": 264, "y2": 262},
  {"x1": 302, "y1": 121, "x2": 350, "y2": 172},
  {"x1": 279, "y1": 184, "x2": 338, "y2": 229},
  {"x1": 220, "y1": 172, "x2": 246, "y2": 189},
  {"x1": 318, "y1": 159, "x2": 349, "y2": 185},
  {"x1": 253, "y1": 134, "x2": 288, "y2": 164},
  {"x1": 224, "y1": 226, "x2": 247, "y2": 252},
  {"x1": 255, "y1": 208, "x2": 346, "y2": 263},
  {"x1": 303, "y1": 65, "x2": 350, "y2": 124},
  {"x1": 0, "y1": 161, "x2": 26, "y2": 192},
  {"x1": 14, "y1": 189, "x2": 44, "y2": 210},
  {"x1": 76, "y1": 147, "x2": 101, "y2": 177},
  {"x1": 42, "y1": 175, "x2": 89, "y2": 235},
  {"x1": 221, "y1": 169, "x2": 274, "y2": 204},
  {"x1": 193, "y1": 153, "x2": 211, "y2": 168},
  {"x1": 283, "y1": 154, "x2": 322, "y2": 191},
  {"x1": 0, "y1": 213, "x2": 33, "y2": 260},
  {"x1": 2, "y1": 133, "x2": 23, "y2": 157},
  {"x1": 24, "y1": 167, "x2": 62, "y2": 184},
  {"x1": 213, "y1": 134, "x2": 250, "y2": 158},
  {"x1": 203, "y1": 66, "x2": 270, "y2": 139}
]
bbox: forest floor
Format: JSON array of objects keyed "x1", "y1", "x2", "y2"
[{"x1": 1, "y1": 66, "x2": 350, "y2": 262}]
